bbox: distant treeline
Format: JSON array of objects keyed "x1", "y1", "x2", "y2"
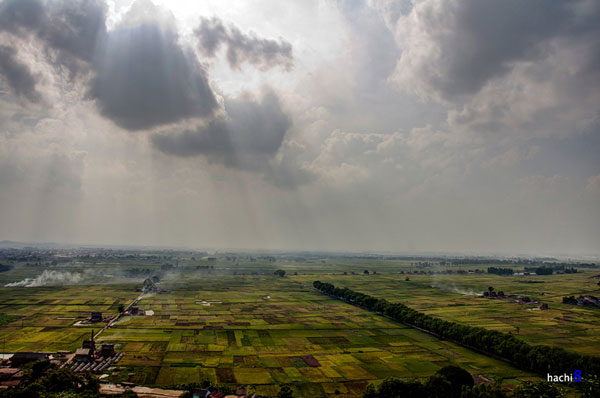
[
  {"x1": 487, "y1": 265, "x2": 579, "y2": 275},
  {"x1": 122, "y1": 264, "x2": 175, "y2": 278},
  {"x1": 487, "y1": 267, "x2": 513, "y2": 275},
  {"x1": 449, "y1": 259, "x2": 596, "y2": 267},
  {"x1": 0, "y1": 264, "x2": 13, "y2": 272},
  {"x1": 340, "y1": 254, "x2": 598, "y2": 268},
  {"x1": 313, "y1": 281, "x2": 600, "y2": 378},
  {"x1": 523, "y1": 266, "x2": 578, "y2": 275}
]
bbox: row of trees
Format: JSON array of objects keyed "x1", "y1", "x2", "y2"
[
  {"x1": 313, "y1": 281, "x2": 600, "y2": 378},
  {"x1": 487, "y1": 267, "x2": 513, "y2": 275},
  {"x1": 487, "y1": 266, "x2": 579, "y2": 276}
]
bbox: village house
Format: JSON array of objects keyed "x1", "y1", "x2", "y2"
[
  {"x1": 101, "y1": 343, "x2": 115, "y2": 357},
  {"x1": 0, "y1": 367, "x2": 23, "y2": 388},
  {"x1": 74, "y1": 348, "x2": 92, "y2": 363},
  {"x1": 91, "y1": 312, "x2": 103, "y2": 322},
  {"x1": 9, "y1": 352, "x2": 49, "y2": 367}
]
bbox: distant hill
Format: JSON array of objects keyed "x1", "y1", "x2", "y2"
[{"x1": 0, "y1": 240, "x2": 62, "y2": 249}]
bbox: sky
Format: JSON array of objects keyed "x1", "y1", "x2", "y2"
[{"x1": 0, "y1": 0, "x2": 598, "y2": 256}]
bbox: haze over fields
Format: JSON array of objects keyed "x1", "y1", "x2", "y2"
[{"x1": 0, "y1": 0, "x2": 599, "y2": 255}]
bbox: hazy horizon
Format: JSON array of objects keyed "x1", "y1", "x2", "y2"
[
  {"x1": 2, "y1": 238, "x2": 599, "y2": 261},
  {"x1": 1, "y1": 0, "x2": 599, "y2": 255}
]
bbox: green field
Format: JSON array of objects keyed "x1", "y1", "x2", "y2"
[
  {"x1": 295, "y1": 271, "x2": 600, "y2": 356},
  {"x1": 0, "y1": 252, "x2": 597, "y2": 397},
  {"x1": 96, "y1": 277, "x2": 537, "y2": 396}
]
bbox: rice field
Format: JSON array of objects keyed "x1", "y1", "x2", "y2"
[
  {"x1": 0, "y1": 257, "x2": 597, "y2": 397},
  {"x1": 94, "y1": 277, "x2": 535, "y2": 396},
  {"x1": 294, "y1": 271, "x2": 600, "y2": 356}
]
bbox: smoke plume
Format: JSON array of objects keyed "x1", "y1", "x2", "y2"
[{"x1": 5, "y1": 270, "x2": 83, "y2": 287}]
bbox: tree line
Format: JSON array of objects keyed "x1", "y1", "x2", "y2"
[
  {"x1": 312, "y1": 281, "x2": 600, "y2": 379},
  {"x1": 487, "y1": 267, "x2": 513, "y2": 275}
]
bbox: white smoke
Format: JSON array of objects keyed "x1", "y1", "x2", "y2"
[
  {"x1": 5, "y1": 270, "x2": 83, "y2": 287},
  {"x1": 431, "y1": 282, "x2": 479, "y2": 296}
]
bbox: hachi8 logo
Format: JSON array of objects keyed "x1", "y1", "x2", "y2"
[{"x1": 547, "y1": 370, "x2": 582, "y2": 382}]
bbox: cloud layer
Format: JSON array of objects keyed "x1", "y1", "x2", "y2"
[
  {"x1": 152, "y1": 90, "x2": 291, "y2": 170},
  {"x1": 390, "y1": 0, "x2": 600, "y2": 138},
  {"x1": 0, "y1": 0, "x2": 598, "y2": 254},
  {"x1": 90, "y1": 24, "x2": 218, "y2": 130},
  {"x1": 0, "y1": 45, "x2": 40, "y2": 102},
  {"x1": 196, "y1": 17, "x2": 293, "y2": 71}
]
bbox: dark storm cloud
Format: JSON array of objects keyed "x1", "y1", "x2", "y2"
[
  {"x1": 40, "y1": 0, "x2": 106, "y2": 64},
  {"x1": 0, "y1": 0, "x2": 44, "y2": 34},
  {"x1": 0, "y1": 0, "x2": 106, "y2": 73},
  {"x1": 196, "y1": 17, "x2": 293, "y2": 71},
  {"x1": 438, "y1": 0, "x2": 567, "y2": 97},
  {"x1": 0, "y1": 0, "x2": 219, "y2": 130},
  {"x1": 400, "y1": 0, "x2": 600, "y2": 100},
  {"x1": 0, "y1": 45, "x2": 41, "y2": 102},
  {"x1": 89, "y1": 24, "x2": 218, "y2": 131},
  {"x1": 151, "y1": 90, "x2": 291, "y2": 169}
]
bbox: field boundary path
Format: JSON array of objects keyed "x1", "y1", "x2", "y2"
[{"x1": 94, "y1": 291, "x2": 146, "y2": 340}]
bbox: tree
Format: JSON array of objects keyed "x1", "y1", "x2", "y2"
[
  {"x1": 277, "y1": 385, "x2": 295, "y2": 398},
  {"x1": 460, "y1": 383, "x2": 507, "y2": 398},
  {"x1": 274, "y1": 269, "x2": 286, "y2": 277},
  {"x1": 512, "y1": 381, "x2": 565, "y2": 398},
  {"x1": 377, "y1": 378, "x2": 424, "y2": 398},
  {"x1": 435, "y1": 365, "x2": 473, "y2": 397},
  {"x1": 364, "y1": 270, "x2": 369, "y2": 275},
  {"x1": 424, "y1": 374, "x2": 453, "y2": 398},
  {"x1": 579, "y1": 375, "x2": 600, "y2": 398},
  {"x1": 488, "y1": 286, "x2": 495, "y2": 294},
  {"x1": 31, "y1": 359, "x2": 52, "y2": 380},
  {"x1": 362, "y1": 384, "x2": 377, "y2": 398},
  {"x1": 118, "y1": 304, "x2": 125, "y2": 313}
]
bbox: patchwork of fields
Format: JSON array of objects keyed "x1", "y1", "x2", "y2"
[
  {"x1": 93, "y1": 277, "x2": 536, "y2": 396},
  {"x1": 0, "y1": 285, "x2": 138, "y2": 352},
  {"x1": 0, "y1": 257, "x2": 598, "y2": 397},
  {"x1": 296, "y1": 271, "x2": 600, "y2": 356}
]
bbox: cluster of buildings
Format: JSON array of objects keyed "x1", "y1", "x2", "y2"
[
  {"x1": 0, "y1": 345, "x2": 118, "y2": 389},
  {"x1": 565, "y1": 295, "x2": 600, "y2": 307},
  {"x1": 76, "y1": 311, "x2": 114, "y2": 325},
  {"x1": 68, "y1": 330, "x2": 122, "y2": 373},
  {"x1": 577, "y1": 296, "x2": 599, "y2": 307},
  {"x1": 1, "y1": 352, "x2": 52, "y2": 388},
  {"x1": 481, "y1": 291, "x2": 549, "y2": 310},
  {"x1": 0, "y1": 367, "x2": 23, "y2": 389}
]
